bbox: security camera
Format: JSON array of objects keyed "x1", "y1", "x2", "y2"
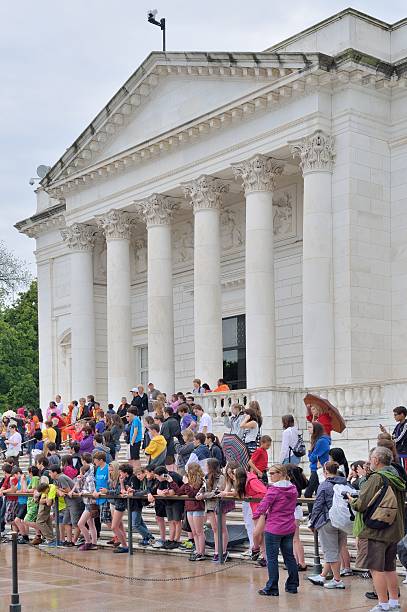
[
  {"x1": 29, "y1": 178, "x2": 36, "y2": 186},
  {"x1": 147, "y1": 8, "x2": 158, "y2": 19}
]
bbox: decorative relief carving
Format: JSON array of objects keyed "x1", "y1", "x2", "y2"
[
  {"x1": 138, "y1": 193, "x2": 178, "y2": 227},
  {"x1": 60, "y1": 223, "x2": 96, "y2": 251},
  {"x1": 134, "y1": 239, "x2": 147, "y2": 274},
  {"x1": 273, "y1": 185, "x2": 297, "y2": 238},
  {"x1": 182, "y1": 175, "x2": 229, "y2": 212},
  {"x1": 232, "y1": 154, "x2": 283, "y2": 194},
  {"x1": 96, "y1": 209, "x2": 133, "y2": 240},
  {"x1": 220, "y1": 208, "x2": 244, "y2": 250},
  {"x1": 290, "y1": 130, "x2": 335, "y2": 173},
  {"x1": 172, "y1": 221, "x2": 194, "y2": 264},
  {"x1": 23, "y1": 214, "x2": 66, "y2": 238}
]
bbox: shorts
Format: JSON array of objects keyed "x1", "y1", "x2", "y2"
[
  {"x1": 63, "y1": 500, "x2": 84, "y2": 526},
  {"x1": 166, "y1": 501, "x2": 184, "y2": 522},
  {"x1": 187, "y1": 510, "x2": 205, "y2": 518},
  {"x1": 318, "y1": 520, "x2": 346, "y2": 563},
  {"x1": 356, "y1": 538, "x2": 397, "y2": 572},
  {"x1": 129, "y1": 441, "x2": 141, "y2": 460},
  {"x1": 24, "y1": 505, "x2": 39, "y2": 523},
  {"x1": 5, "y1": 500, "x2": 19, "y2": 523},
  {"x1": 165, "y1": 455, "x2": 175, "y2": 466},
  {"x1": 155, "y1": 500, "x2": 167, "y2": 519},
  {"x1": 16, "y1": 504, "x2": 27, "y2": 520}
]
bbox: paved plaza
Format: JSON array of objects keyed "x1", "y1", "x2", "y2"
[{"x1": 0, "y1": 544, "x2": 401, "y2": 612}]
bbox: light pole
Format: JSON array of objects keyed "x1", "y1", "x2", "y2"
[{"x1": 147, "y1": 9, "x2": 166, "y2": 52}]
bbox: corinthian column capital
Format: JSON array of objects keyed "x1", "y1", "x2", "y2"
[
  {"x1": 138, "y1": 194, "x2": 178, "y2": 228},
  {"x1": 232, "y1": 154, "x2": 283, "y2": 194},
  {"x1": 290, "y1": 130, "x2": 335, "y2": 174},
  {"x1": 182, "y1": 175, "x2": 229, "y2": 213},
  {"x1": 96, "y1": 209, "x2": 133, "y2": 241},
  {"x1": 61, "y1": 223, "x2": 96, "y2": 251}
]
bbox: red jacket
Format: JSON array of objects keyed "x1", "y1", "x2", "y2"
[
  {"x1": 306, "y1": 413, "x2": 332, "y2": 437},
  {"x1": 245, "y1": 472, "x2": 267, "y2": 513}
]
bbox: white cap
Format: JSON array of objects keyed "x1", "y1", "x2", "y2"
[{"x1": 130, "y1": 387, "x2": 138, "y2": 392}]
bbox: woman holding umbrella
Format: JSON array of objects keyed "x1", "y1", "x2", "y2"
[{"x1": 304, "y1": 393, "x2": 346, "y2": 439}]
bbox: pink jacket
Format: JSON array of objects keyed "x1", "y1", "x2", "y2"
[
  {"x1": 252, "y1": 480, "x2": 297, "y2": 535},
  {"x1": 245, "y1": 472, "x2": 267, "y2": 513}
]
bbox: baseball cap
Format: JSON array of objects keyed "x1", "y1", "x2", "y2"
[{"x1": 130, "y1": 387, "x2": 138, "y2": 392}]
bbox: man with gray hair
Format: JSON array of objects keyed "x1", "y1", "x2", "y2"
[{"x1": 350, "y1": 446, "x2": 406, "y2": 611}]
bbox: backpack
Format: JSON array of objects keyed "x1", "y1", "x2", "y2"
[
  {"x1": 290, "y1": 432, "x2": 306, "y2": 458},
  {"x1": 363, "y1": 474, "x2": 398, "y2": 530},
  {"x1": 328, "y1": 483, "x2": 357, "y2": 534}
]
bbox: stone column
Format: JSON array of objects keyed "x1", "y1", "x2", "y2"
[
  {"x1": 291, "y1": 130, "x2": 335, "y2": 387},
  {"x1": 97, "y1": 210, "x2": 133, "y2": 403},
  {"x1": 232, "y1": 155, "x2": 283, "y2": 389},
  {"x1": 36, "y1": 260, "x2": 54, "y2": 413},
  {"x1": 61, "y1": 223, "x2": 97, "y2": 399},
  {"x1": 139, "y1": 194, "x2": 177, "y2": 395},
  {"x1": 183, "y1": 176, "x2": 229, "y2": 387}
]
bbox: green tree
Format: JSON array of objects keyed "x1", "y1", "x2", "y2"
[{"x1": 0, "y1": 280, "x2": 39, "y2": 412}]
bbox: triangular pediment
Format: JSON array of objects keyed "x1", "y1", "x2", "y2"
[{"x1": 41, "y1": 51, "x2": 314, "y2": 187}]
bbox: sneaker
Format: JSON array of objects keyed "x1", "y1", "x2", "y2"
[
  {"x1": 76, "y1": 537, "x2": 85, "y2": 546},
  {"x1": 147, "y1": 538, "x2": 155, "y2": 547},
  {"x1": 163, "y1": 540, "x2": 173, "y2": 549},
  {"x1": 105, "y1": 539, "x2": 115, "y2": 545},
  {"x1": 139, "y1": 539, "x2": 150, "y2": 547},
  {"x1": 297, "y1": 564, "x2": 308, "y2": 572},
  {"x1": 17, "y1": 536, "x2": 27, "y2": 544},
  {"x1": 89, "y1": 544, "x2": 98, "y2": 550},
  {"x1": 240, "y1": 549, "x2": 252, "y2": 559},
  {"x1": 324, "y1": 579, "x2": 345, "y2": 590},
  {"x1": 170, "y1": 541, "x2": 180, "y2": 549},
  {"x1": 256, "y1": 558, "x2": 267, "y2": 567},
  {"x1": 78, "y1": 543, "x2": 92, "y2": 551},
  {"x1": 31, "y1": 535, "x2": 42, "y2": 546},
  {"x1": 152, "y1": 539, "x2": 165, "y2": 549},
  {"x1": 389, "y1": 605, "x2": 401, "y2": 610},
  {"x1": 222, "y1": 552, "x2": 229, "y2": 563},
  {"x1": 340, "y1": 568, "x2": 353, "y2": 577},
  {"x1": 194, "y1": 554, "x2": 206, "y2": 561},
  {"x1": 365, "y1": 592, "x2": 378, "y2": 600},
  {"x1": 250, "y1": 549, "x2": 260, "y2": 562},
  {"x1": 308, "y1": 574, "x2": 326, "y2": 586},
  {"x1": 212, "y1": 554, "x2": 219, "y2": 563},
  {"x1": 369, "y1": 607, "x2": 393, "y2": 612},
  {"x1": 113, "y1": 546, "x2": 129, "y2": 554},
  {"x1": 39, "y1": 540, "x2": 58, "y2": 548}
]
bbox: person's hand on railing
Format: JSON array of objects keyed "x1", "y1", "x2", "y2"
[
  {"x1": 93, "y1": 491, "x2": 100, "y2": 499},
  {"x1": 99, "y1": 488, "x2": 108, "y2": 495},
  {"x1": 147, "y1": 493, "x2": 155, "y2": 504}
]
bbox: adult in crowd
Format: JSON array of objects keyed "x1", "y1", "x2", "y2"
[
  {"x1": 192, "y1": 378, "x2": 205, "y2": 395},
  {"x1": 241, "y1": 408, "x2": 261, "y2": 456},
  {"x1": 4, "y1": 424, "x2": 22, "y2": 460},
  {"x1": 147, "y1": 382, "x2": 161, "y2": 402},
  {"x1": 194, "y1": 404, "x2": 213, "y2": 435},
  {"x1": 329, "y1": 447, "x2": 350, "y2": 478},
  {"x1": 206, "y1": 434, "x2": 224, "y2": 465},
  {"x1": 253, "y1": 464, "x2": 299, "y2": 597},
  {"x1": 306, "y1": 400, "x2": 333, "y2": 437},
  {"x1": 79, "y1": 426, "x2": 94, "y2": 455},
  {"x1": 213, "y1": 379, "x2": 230, "y2": 393},
  {"x1": 185, "y1": 433, "x2": 210, "y2": 474},
  {"x1": 110, "y1": 414, "x2": 124, "y2": 455},
  {"x1": 131, "y1": 386, "x2": 148, "y2": 417},
  {"x1": 223, "y1": 403, "x2": 245, "y2": 438},
  {"x1": 381, "y1": 406, "x2": 407, "y2": 471},
  {"x1": 160, "y1": 407, "x2": 182, "y2": 470},
  {"x1": 126, "y1": 408, "x2": 142, "y2": 470},
  {"x1": 178, "y1": 404, "x2": 195, "y2": 432},
  {"x1": 308, "y1": 461, "x2": 348, "y2": 589},
  {"x1": 55, "y1": 395, "x2": 64, "y2": 415},
  {"x1": 280, "y1": 415, "x2": 300, "y2": 465},
  {"x1": 350, "y1": 447, "x2": 406, "y2": 612},
  {"x1": 117, "y1": 397, "x2": 130, "y2": 420},
  {"x1": 304, "y1": 422, "x2": 331, "y2": 501},
  {"x1": 174, "y1": 429, "x2": 195, "y2": 475}
]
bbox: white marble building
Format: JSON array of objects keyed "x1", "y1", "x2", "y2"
[{"x1": 16, "y1": 8, "x2": 407, "y2": 457}]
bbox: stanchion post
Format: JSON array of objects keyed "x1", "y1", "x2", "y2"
[
  {"x1": 127, "y1": 497, "x2": 133, "y2": 556},
  {"x1": 310, "y1": 529, "x2": 322, "y2": 575},
  {"x1": 10, "y1": 532, "x2": 22, "y2": 612},
  {"x1": 217, "y1": 498, "x2": 224, "y2": 564}
]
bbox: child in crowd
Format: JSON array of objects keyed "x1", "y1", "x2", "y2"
[
  {"x1": 145, "y1": 465, "x2": 167, "y2": 548},
  {"x1": 249, "y1": 435, "x2": 272, "y2": 484},
  {"x1": 125, "y1": 466, "x2": 155, "y2": 546},
  {"x1": 47, "y1": 443, "x2": 61, "y2": 469},
  {"x1": 21, "y1": 466, "x2": 41, "y2": 543},
  {"x1": 72, "y1": 453, "x2": 98, "y2": 551}
]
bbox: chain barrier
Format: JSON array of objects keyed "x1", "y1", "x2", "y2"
[{"x1": 27, "y1": 542, "x2": 244, "y2": 582}]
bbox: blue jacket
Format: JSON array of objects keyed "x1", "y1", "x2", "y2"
[
  {"x1": 308, "y1": 435, "x2": 331, "y2": 472},
  {"x1": 309, "y1": 475, "x2": 347, "y2": 530}
]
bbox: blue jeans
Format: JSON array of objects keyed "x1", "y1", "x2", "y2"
[
  {"x1": 132, "y1": 510, "x2": 152, "y2": 541},
  {"x1": 264, "y1": 531, "x2": 299, "y2": 595}
]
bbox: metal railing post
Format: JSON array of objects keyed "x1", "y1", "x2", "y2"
[
  {"x1": 217, "y1": 499, "x2": 224, "y2": 564},
  {"x1": 310, "y1": 529, "x2": 322, "y2": 575},
  {"x1": 127, "y1": 497, "x2": 133, "y2": 556},
  {"x1": 54, "y1": 500, "x2": 60, "y2": 545},
  {"x1": 9, "y1": 532, "x2": 21, "y2": 612}
]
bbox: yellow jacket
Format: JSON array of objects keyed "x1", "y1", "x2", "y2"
[{"x1": 145, "y1": 434, "x2": 167, "y2": 459}]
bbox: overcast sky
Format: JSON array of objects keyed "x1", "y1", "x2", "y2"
[{"x1": 1, "y1": 0, "x2": 405, "y2": 272}]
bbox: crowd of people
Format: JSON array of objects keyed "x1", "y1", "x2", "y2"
[{"x1": 1, "y1": 385, "x2": 407, "y2": 611}]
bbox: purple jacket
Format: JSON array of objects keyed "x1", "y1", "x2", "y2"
[
  {"x1": 252, "y1": 481, "x2": 297, "y2": 535},
  {"x1": 79, "y1": 434, "x2": 94, "y2": 455}
]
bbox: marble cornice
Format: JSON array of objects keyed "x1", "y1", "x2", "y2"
[{"x1": 41, "y1": 51, "x2": 407, "y2": 199}]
